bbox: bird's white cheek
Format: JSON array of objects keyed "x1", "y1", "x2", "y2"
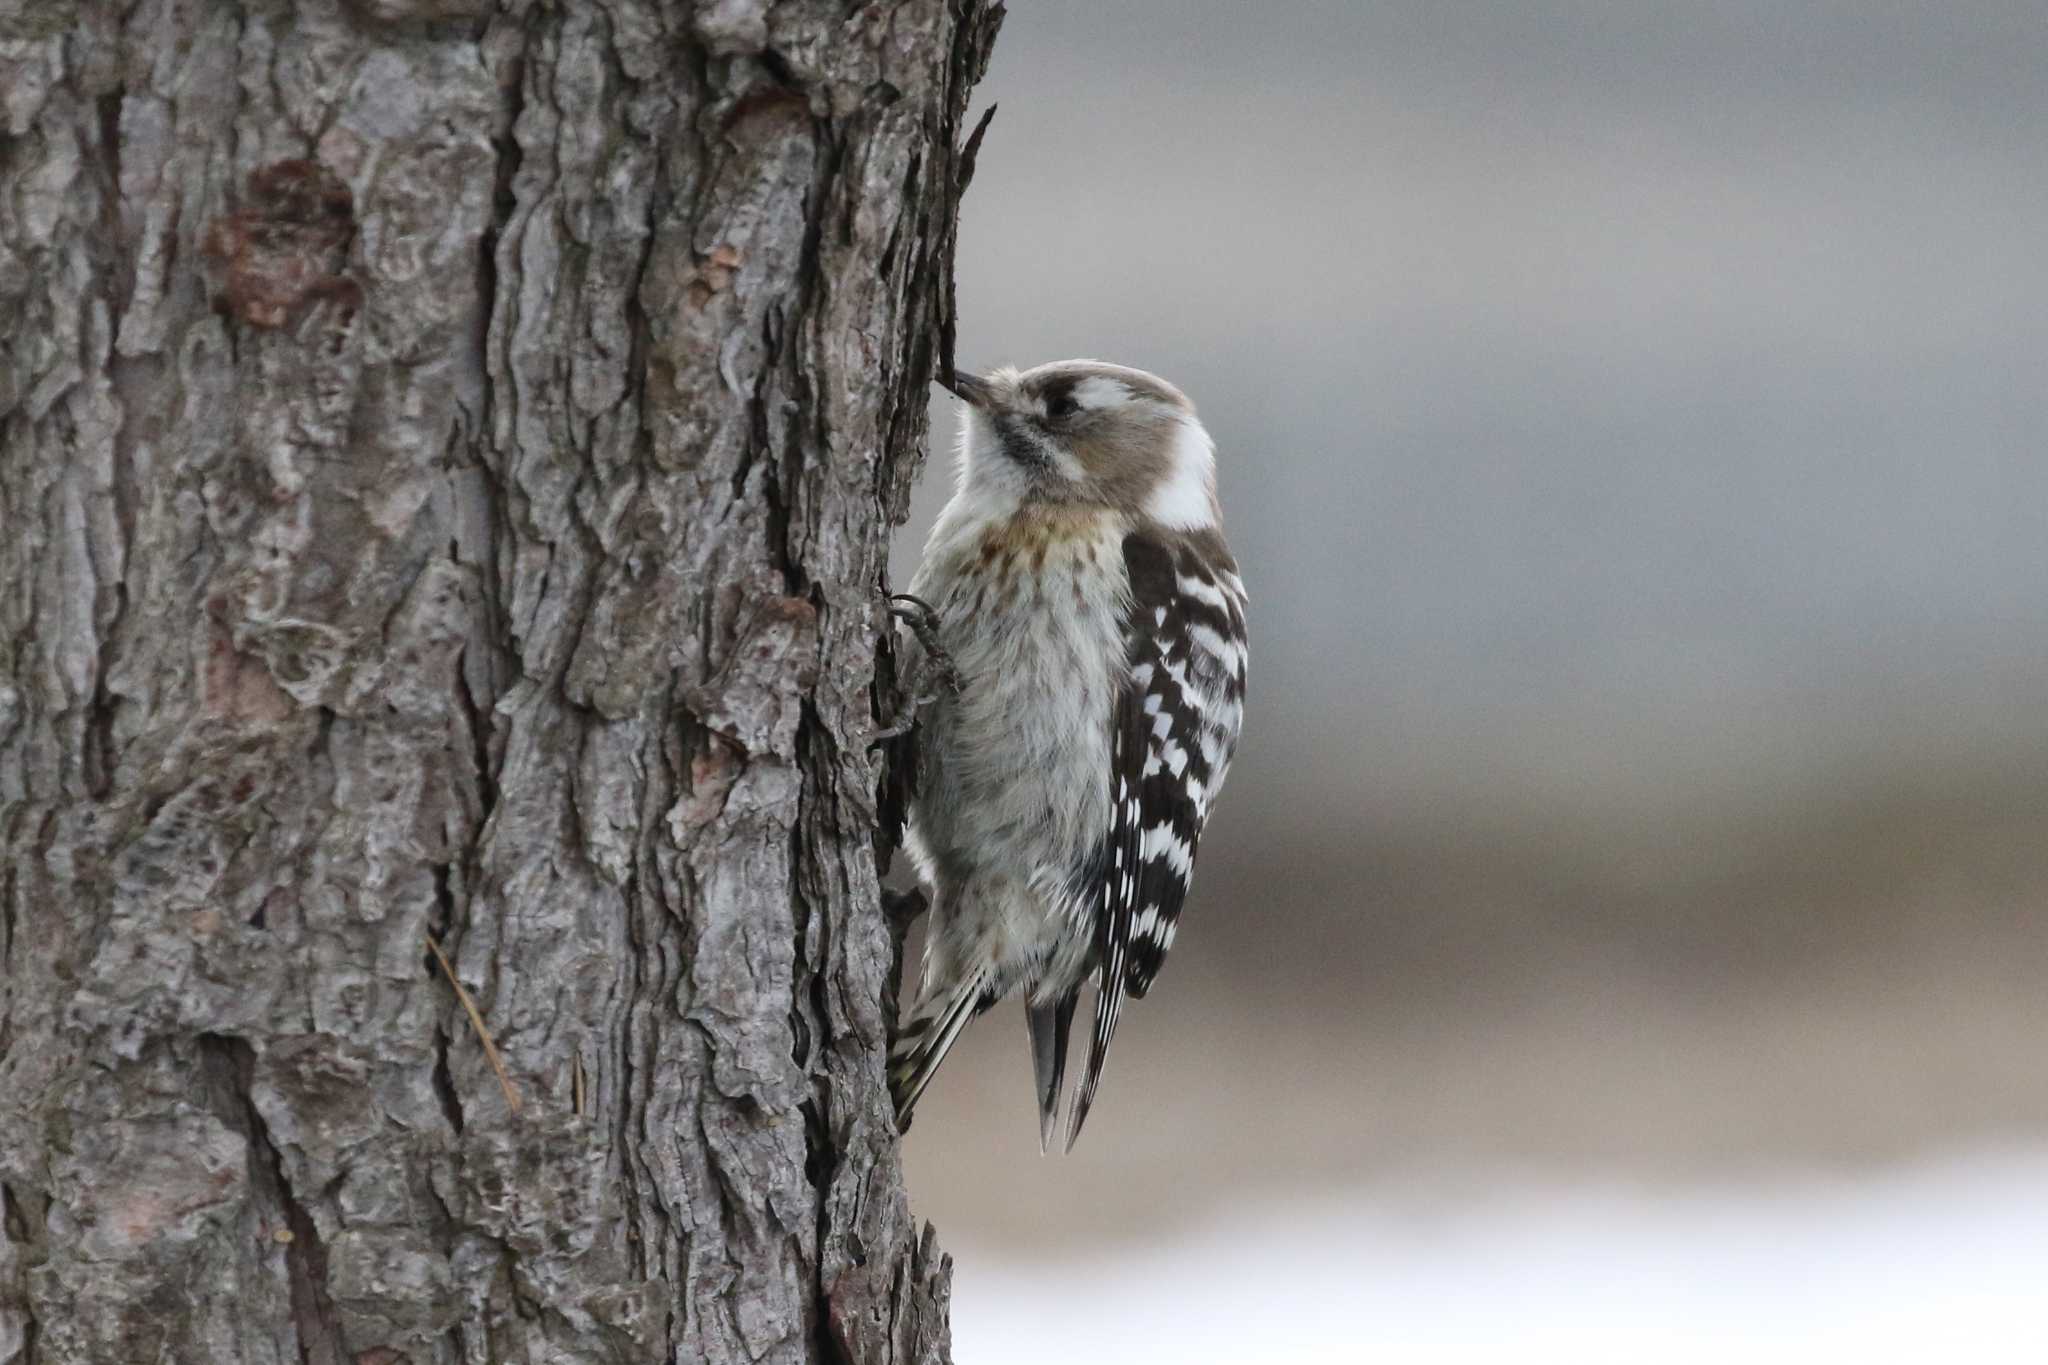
[
  {"x1": 956, "y1": 412, "x2": 1030, "y2": 508},
  {"x1": 955, "y1": 406, "x2": 996, "y2": 473}
]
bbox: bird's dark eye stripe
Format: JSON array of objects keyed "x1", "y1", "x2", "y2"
[{"x1": 1041, "y1": 380, "x2": 1080, "y2": 419}]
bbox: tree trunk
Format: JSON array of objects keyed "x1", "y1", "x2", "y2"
[{"x1": 0, "y1": 1, "x2": 999, "y2": 1360}]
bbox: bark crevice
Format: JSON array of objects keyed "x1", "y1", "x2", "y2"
[{"x1": 201, "y1": 1035, "x2": 345, "y2": 1365}]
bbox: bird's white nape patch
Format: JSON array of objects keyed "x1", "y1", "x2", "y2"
[
  {"x1": 1143, "y1": 417, "x2": 1219, "y2": 530},
  {"x1": 1071, "y1": 376, "x2": 1131, "y2": 410}
]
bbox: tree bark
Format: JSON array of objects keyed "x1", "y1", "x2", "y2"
[{"x1": 0, "y1": 1, "x2": 999, "y2": 1360}]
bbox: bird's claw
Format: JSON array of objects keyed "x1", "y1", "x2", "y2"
[
  {"x1": 869, "y1": 712, "x2": 916, "y2": 745},
  {"x1": 870, "y1": 592, "x2": 962, "y2": 750},
  {"x1": 886, "y1": 593, "x2": 963, "y2": 699}
]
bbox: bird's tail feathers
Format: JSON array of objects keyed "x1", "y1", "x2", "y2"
[
  {"x1": 1064, "y1": 946, "x2": 1128, "y2": 1152},
  {"x1": 889, "y1": 970, "x2": 988, "y2": 1131},
  {"x1": 1027, "y1": 992, "x2": 1079, "y2": 1154}
]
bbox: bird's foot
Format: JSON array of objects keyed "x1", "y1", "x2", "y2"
[
  {"x1": 887, "y1": 594, "x2": 963, "y2": 699},
  {"x1": 871, "y1": 593, "x2": 962, "y2": 744}
]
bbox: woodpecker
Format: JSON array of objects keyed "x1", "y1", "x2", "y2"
[{"x1": 888, "y1": 359, "x2": 1248, "y2": 1150}]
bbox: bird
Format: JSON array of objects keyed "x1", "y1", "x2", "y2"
[{"x1": 886, "y1": 359, "x2": 1248, "y2": 1151}]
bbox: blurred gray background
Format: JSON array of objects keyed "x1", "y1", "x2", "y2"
[{"x1": 891, "y1": 3, "x2": 2048, "y2": 1343}]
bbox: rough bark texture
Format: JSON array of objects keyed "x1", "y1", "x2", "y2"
[{"x1": 0, "y1": 1, "x2": 999, "y2": 1360}]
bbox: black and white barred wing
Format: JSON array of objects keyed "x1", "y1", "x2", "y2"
[
  {"x1": 1066, "y1": 528, "x2": 1248, "y2": 1147},
  {"x1": 1117, "y1": 530, "x2": 1248, "y2": 995}
]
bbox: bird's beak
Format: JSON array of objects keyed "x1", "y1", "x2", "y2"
[{"x1": 940, "y1": 368, "x2": 993, "y2": 409}]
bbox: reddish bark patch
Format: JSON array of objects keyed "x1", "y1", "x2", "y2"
[
  {"x1": 201, "y1": 159, "x2": 361, "y2": 329},
  {"x1": 202, "y1": 616, "x2": 294, "y2": 723}
]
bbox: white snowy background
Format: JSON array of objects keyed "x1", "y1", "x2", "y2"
[{"x1": 951, "y1": 1152, "x2": 2048, "y2": 1363}]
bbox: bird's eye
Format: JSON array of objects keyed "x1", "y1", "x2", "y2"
[{"x1": 1045, "y1": 391, "x2": 1079, "y2": 422}]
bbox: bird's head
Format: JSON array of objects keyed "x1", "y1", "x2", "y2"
[{"x1": 943, "y1": 359, "x2": 1220, "y2": 531}]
